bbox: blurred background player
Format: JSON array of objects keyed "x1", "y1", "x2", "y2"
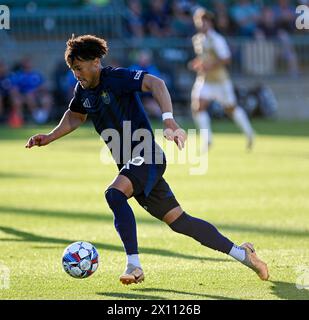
[{"x1": 189, "y1": 8, "x2": 255, "y2": 150}]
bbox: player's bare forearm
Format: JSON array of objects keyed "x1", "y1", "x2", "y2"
[
  {"x1": 142, "y1": 74, "x2": 173, "y2": 114},
  {"x1": 49, "y1": 110, "x2": 87, "y2": 141},
  {"x1": 189, "y1": 57, "x2": 231, "y2": 73},
  {"x1": 141, "y1": 74, "x2": 187, "y2": 149},
  {"x1": 25, "y1": 110, "x2": 87, "y2": 148}
]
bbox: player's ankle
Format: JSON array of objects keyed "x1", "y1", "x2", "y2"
[
  {"x1": 127, "y1": 254, "x2": 142, "y2": 269},
  {"x1": 228, "y1": 244, "x2": 246, "y2": 262}
]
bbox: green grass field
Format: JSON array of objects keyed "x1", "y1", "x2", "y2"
[{"x1": 0, "y1": 119, "x2": 309, "y2": 300}]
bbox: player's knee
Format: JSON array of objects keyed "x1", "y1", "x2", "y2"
[
  {"x1": 105, "y1": 188, "x2": 127, "y2": 209},
  {"x1": 168, "y1": 212, "x2": 192, "y2": 234},
  {"x1": 162, "y1": 206, "x2": 183, "y2": 225}
]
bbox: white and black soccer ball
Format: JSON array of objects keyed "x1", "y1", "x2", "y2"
[{"x1": 62, "y1": 241, "x2": 99, "y2": 278}]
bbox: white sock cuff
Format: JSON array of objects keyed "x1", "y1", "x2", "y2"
[
  {"x1": 229, "y1": 244, "x2": 246, "y2": 262},
  {"x1": 127, "y1": 254, "x2": 141, "y2": 268}
]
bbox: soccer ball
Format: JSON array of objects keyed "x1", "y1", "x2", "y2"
[{"x1": 62, "y1": 241, "x2": 99, "y2": 278}]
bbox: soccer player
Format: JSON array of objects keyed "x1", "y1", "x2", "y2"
[
  {"x1": 189, "y1": 8, "x2": 255, "y2": 149},
  {"x1": 25, "y1": 35, "x2": 268, "y2": 285}
]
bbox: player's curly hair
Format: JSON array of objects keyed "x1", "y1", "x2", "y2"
[{"x1": 65, "y1": 34, "x2": 108, "y2": 67}]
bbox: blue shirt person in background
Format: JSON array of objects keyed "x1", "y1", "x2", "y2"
[{"x1": 11, "y1": 57, "x2": 53, "y2": 124}]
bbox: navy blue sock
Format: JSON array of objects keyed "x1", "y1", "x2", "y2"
[
  {"x1": 169, "y1": 212, "x2": 233, "y2": 254},
  {"x1": 105, "y1": 188, "x2": 138, "y2": 255}
]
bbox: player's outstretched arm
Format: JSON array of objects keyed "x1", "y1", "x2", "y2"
[
  {"x1": 25, "y1": 110, "x2": 87, "y2": 148},
  {"x1": 141, "y1": 74, "x2": 187, "y2": 150}
]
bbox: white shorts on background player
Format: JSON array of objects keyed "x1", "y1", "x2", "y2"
[
  {"x1": 191, "y1": 78, "x2": 237, "y2": 107},
  {"x1": 191, "y1": 29, "x2": 237, "y2": 107}
]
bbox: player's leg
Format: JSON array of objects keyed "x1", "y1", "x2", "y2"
[
  {"x1": 164, "y1": 206, "x2": 235, "y2": 256},
  {"x1": 165, "y1": 206, "x2": 268, "y2": 280},
  {"x1": 191, "y1": 79, "x2": 213, "y2": 148},
  {"x1": 221, "y1": 80, "x2": 255, "y2": 149},
  {"x1": 104, "y1": 174, "x2": 144, "y2": 284},
  {"x1": 137, "y1": 178, "x2": 269, "y2": 281}
]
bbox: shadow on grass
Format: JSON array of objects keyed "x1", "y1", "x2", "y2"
[
  {"x1": 156, "y1": 119, "x2": 309, "y2": 138},
  {"x1": 215, "y1": 223, "x2": 309, "y2": 239},
  {"x1": 96, "y1": 288, "x2": 236, "y2": 300},
  {"x1": 1, "y1": 120, "x2": 309, "y2": 142},
  {"x1": 96, "y1": 292, "x2": 167, "y2": 300},
  {"x1": 133, "y1": 288, "x2": 237, "y2": 300},
  {"x1": 0, "y1": 205, "x2": 157, "y2": 225},
  {"x1": 0, "y1": 172, "x2": 42, "y2": 179},
  {"x1": 213, "y1": 120, "x2": 309, "y2": 138},
  {"x1": 0, "y1": 226, "x2": 229, "y2": 262},
  {"x1": 0, "y1": 206, "x2": 308, "y2": 239},
  {"x1": 270, "y1": 281, "x2": 309, "y2": 300}
]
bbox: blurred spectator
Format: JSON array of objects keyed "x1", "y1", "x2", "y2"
[
  {"x1": 170, "y1": 0, "x2": 195, "y2": 37},
  {"x1": 0, "y1": 62, "x2": 11, "y2": 123},
  {"x1": 273, "y1": 0, "x2": 296, "y2": 33},
  {"x1": 125, "y1": 0, "x2": 145, "y2": 38},
  {"x1": 212, "y1": 0, "x2": 236, "y2": 36},
  {"x1": 256, "y1": 6, "x2": 299, "y2": 76},
  {"x1": 230, "y1": 0, "x2": 261, "y2": 37},
  {"x1": 104, "y1": 57, "x2": 121, "y2": 68},
  {"x1": 256, "y1": 7, "x2": 280, "y2": 38},
  {"x1": 53, "y1": 61, "x2": 77, "y2": 119},
  {"x1": 11, "y1": 57, "x2": 53, "y2": 124},
  {"x1": 129, "y1": 50, "x2": 162, "y2": 118},
  {"x1": 53, "y1": 62, "x2": 69, "y2": 104},
  {"x1": 0, "y1": 62, "x2": 24, "y2": 127},
  {"x1": 144, "y1": 0, "x2": 172, "y2": 37}
]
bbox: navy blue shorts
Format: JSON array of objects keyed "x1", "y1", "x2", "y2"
[{"x1": 119, "y1": 156, "x2": 180, "y2": 220}]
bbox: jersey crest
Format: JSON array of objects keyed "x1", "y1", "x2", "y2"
[{"x1": 101, "y1": 91, "x2": 110, "y2": 104}]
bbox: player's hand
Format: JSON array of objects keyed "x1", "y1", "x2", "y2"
[
  {"x1": 25, "y1": 134, "x2": 52, "y2": 149},
  {"x1": 163, "y1": 119, "x2": 187, "y2": 150},
  {"x1": 188, "y1": 57, "x2": 204, "y2": 73}
]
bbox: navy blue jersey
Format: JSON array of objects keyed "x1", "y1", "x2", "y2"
[{"x1": 69, "y1": 66, "x2": 163, "y2": 168}]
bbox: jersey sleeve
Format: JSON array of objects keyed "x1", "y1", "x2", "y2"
[
  {"x1": 213, "y1": 35, "x2": 231, "y2": 60},
  {"x1": 68, "y1": 83, "x2": 87, "y2": 114},
  {"x1": 107, "y1": 67, "x2": 147, "y2": 95}
]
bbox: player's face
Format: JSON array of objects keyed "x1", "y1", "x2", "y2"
[
  {"x1": 194, "y1": 17, "x2": 211, "y2": 33},
  {"x1": 71, "y1": 58, "x2": 101, "y2": 89}
]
